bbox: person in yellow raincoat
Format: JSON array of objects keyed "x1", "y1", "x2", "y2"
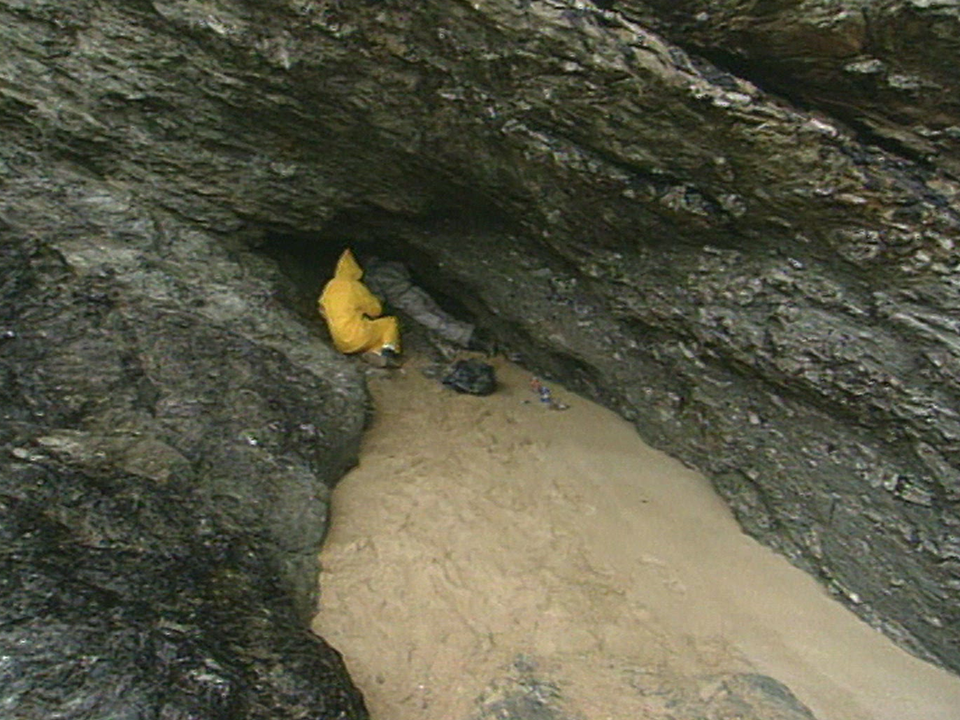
[{"x1": 318, "y1": 249, "x2": 401, "y2": 367}]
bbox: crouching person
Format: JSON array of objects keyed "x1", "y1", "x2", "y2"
[{"x1": 319, "y1": 249, "x2": 402, "y2": 368}]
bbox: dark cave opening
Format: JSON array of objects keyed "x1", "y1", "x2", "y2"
[{"x1": 254, "y1": 219, "x2": 490, "y2": 358}]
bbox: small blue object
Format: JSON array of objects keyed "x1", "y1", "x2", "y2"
[{"x1": 539, "y1": 386, "x2": 552, "y2": 403}]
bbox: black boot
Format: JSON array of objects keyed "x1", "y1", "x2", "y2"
[{"x1": 380, "y1": 347, "x2": 403, "y2": 368}]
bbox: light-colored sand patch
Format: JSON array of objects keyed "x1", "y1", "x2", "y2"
[{"x1": 312, "y1": 356, "x2": 960, "y2": 720}]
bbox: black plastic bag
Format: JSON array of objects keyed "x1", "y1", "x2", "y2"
[{"x1": 442, "y1": 359, "x2": 497, "y2": 396}]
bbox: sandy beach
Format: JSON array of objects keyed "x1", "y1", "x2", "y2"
[{"x1": 312, "y1": 355, "x2": 960, "y2": 720}]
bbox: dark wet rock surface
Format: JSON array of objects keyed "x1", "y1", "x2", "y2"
[
  {"x1": 626, "y1": 671, "x2": 819, "y2": 720},
  {"x1": 0, "y1": 166, "x2": 369, "y2": 716},
  {"x1": 617, "y1": 0, "x2": 960, "y2": 178},
  {"x1": 470, "y1": 656, "x2": 818, "y2": 720},
  {"x1": 1, "y1": 0, "x2": 959, "y2": 714},
  {"x1": 0, "y1": 458, "x2": 365, "y2": 719}
]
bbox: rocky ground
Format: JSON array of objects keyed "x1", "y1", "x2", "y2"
[{"x1": 1, "y1": 0, "x2": 959, "y2": 716}]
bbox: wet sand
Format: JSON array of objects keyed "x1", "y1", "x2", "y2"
[{"x1": 311, "y1": 356, "x2": 960, "y2": 720}]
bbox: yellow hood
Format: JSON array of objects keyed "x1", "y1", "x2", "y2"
[{"x1": 334, "y1": 249, "x2": 363, "y2": 281}]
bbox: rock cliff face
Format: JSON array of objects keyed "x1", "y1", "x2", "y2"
[
  {"x1": 0, "y1": 163, "x2": 371, "y2": 715},
  {"x1": 620, "y1": 0, "x2": 960, "y2": 177},
  {"x1": 1, "y1": 0, "x2": 958, "y2": 713}
]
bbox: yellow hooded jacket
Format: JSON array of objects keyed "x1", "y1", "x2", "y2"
[{"x1": 318, "y1": 249, "x2": 400, "y2": 355}]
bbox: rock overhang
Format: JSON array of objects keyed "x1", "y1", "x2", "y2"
[{"x1": 2, "y1": 0, "x2": 960, "y2": 691}]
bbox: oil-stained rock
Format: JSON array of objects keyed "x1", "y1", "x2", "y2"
[
  {"x1": 1, "y1": 0, "x2": 959, "y2": 691},
  {"x1": 0, "y1": 165, "x2": 369, "y2": 717},
  {"x1": 617, "y1": 0, "x2": 960, "y2": 177},
  {"x1": 470, "y1": 655, "x2": 819, "y2": 720}
]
